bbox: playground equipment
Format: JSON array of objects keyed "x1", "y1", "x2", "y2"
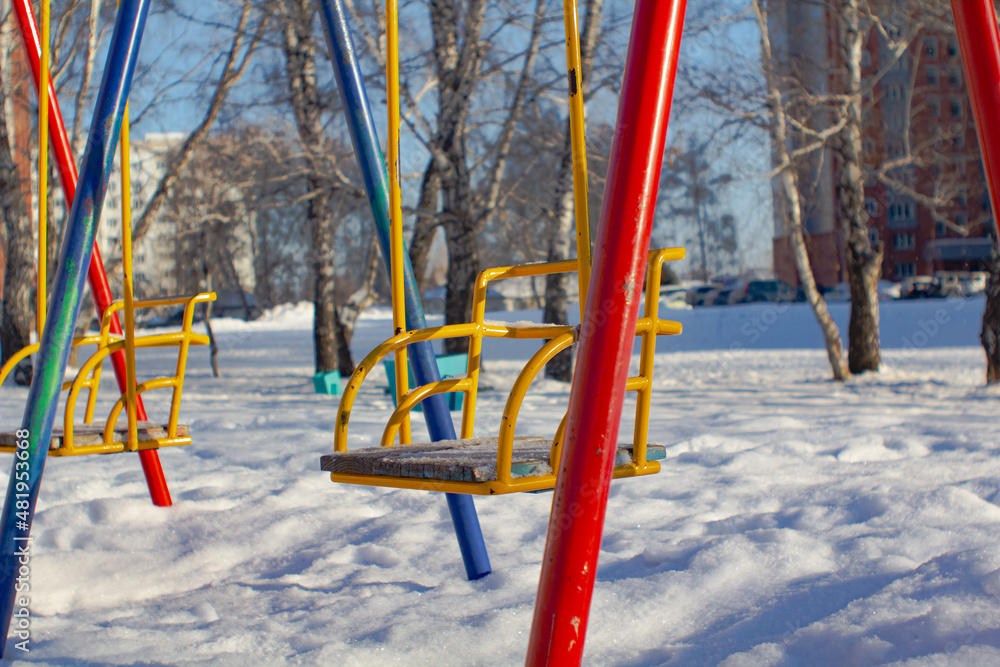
[
  {"x1": 5, "y1": 0, "x2": 185, "y2": 505},
  {"x1": 0, "y1": 0, "x2": 213, "y2": 457},
  {"x1": 321, "y1": 247, "x2": 683, "y2": 494},
  {"x1": 0, "y1": 0, "x2": 994, "y2": 660},
  {"x1": 0, "y1": 0, "x2": 214, "y2": 649},
  {"x1": 319, "y1": 0, "x2": 684, "y2": 494},
  {"x1": 317, "y1": 0, "x2": 492, "y2": 580},
  {"x1": 321, "y1": 0, "x2": 1000, "y2": 662}
]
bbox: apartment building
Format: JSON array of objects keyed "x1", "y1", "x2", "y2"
[{"x1": 771, "y1": 14, "x2": 994, "y2": 287}]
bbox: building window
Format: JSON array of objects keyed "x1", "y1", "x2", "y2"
[
  {"x1": 893, "y1": 232, "x2": 915, "y2": 249},
  {"x1": 868, "y1": 229, "x2": 879, "y2": 247},
  {"x1": 896, "y1": 262, "x2": 916, "y2": 278},
  {"x1": 926, "y1": 67, "x2": 938, "y2": 86},
  {"x1": 935, "y1": 221, "x2": 947, "y2": 236},
  {"x1": 950, "y1": 98, "x2": 963, "y2": 117},
  {"x1": 925, "y1": 38, "x2": 938, "y2": 58},
  {"x1": 948, "y1": 68, "x2": 962, "y2": 87},
  {"x1": 956, "y1": 213, "x2": 968, "y2": 231},
  {"x1": 865, "y1": 197, "x2": 879, "y2": 217},
  {"x1": 947, "y1": 40, "x2": 958, "y2": 57}
]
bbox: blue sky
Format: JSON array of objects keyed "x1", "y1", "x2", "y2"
[{"x1": 77, "y1": 0, "x2": 775, "y2": 275}]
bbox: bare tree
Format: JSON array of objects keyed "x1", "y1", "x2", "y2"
[
  {"x1": 344, "y1": 0, "x2": 552, "y2": 353},
  {"x1": 832, "y1": 0, "x2": 882, "y2": 373},
  {"x1": 130, "y1": 0, "x2": 266, "y2": 250},
  {"x1": 271, "y1": 0, "x2": 367, "y2": 374},
  {"x1": 752, "y1": 0, "x2": 849, "y2": 380}
]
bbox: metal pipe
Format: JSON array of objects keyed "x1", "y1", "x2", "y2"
[
  {"x1": 36, "y1": 0, "x2": 49, "y2": 339},
  {"x1": 12, "y1": 0, "x2": 172, "y2": 506},
  {"x1": 561, "y1": 0, "x2": 593, "y2": 310},
  {"x1": 0, "y1": 0, "x2": 152, "y2": 650},
  {"x1": 951, "y1": 0, "x2": 1000, "y2": 234},
  {"x1": 526, "y1": 0, "x2": 687, "y2": 662},
  {"x1": 316, "y1": 0, "x2": 491, "y2": 580},
  {"x1": 385, "y1": 0, "x2": 412, "y2": 446}
]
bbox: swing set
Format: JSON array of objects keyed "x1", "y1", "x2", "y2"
[
  {"x1": 2, "y1": 0, "x2": 1000, "y2": 661},
  {"x1": 318, "y1": 0, "x2": 684, "y2": 494},
  {"x1": 0, "y1": 0, "x2": 214, "y2": 462}
]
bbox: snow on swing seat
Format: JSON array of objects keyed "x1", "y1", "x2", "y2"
[
  {"x1": 0, "y1": 422, "x2": 190, "y2": 453},
  {"x1": 321, "y1": 436, "x2": 666, "y2": 486}
]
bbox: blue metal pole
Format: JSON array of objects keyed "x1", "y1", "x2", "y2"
[
  {"x1": 317, "y1": 0, "x2": 491, "y2": 580},
  {"x1": 0, "y1": 0, "x2": 151, "y2": 652}
]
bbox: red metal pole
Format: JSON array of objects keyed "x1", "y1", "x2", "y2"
[
  {"x1": 525, "y1": 0, "x2": 686, "y2": 663},
  {"x1": 951, "y1": 0, "x2": 1000, "y2": 232},
  {"x1": 13, "y1": 0, "x2": 172, "y2": 506}
]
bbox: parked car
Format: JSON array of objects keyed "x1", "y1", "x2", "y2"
[
  {"x1": 686, "y1": 284, "x2": 722, "y2": 307},
  {"x1": 899, "y1": 275, "x2": 942, "y2": 299},
  {"x1": 658, "y1": 286, "x2": 691, "y2": 310},
  {"x1": 962, "y1": 272, "x2": 989, "y2": 295},
  {"x1": 741, "y1": 280, "x2": 799, "y2": 303},
  {"x1": 879, "y1": 280, "x2": 903, "y2": 300}
]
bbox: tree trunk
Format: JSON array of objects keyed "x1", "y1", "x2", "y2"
[
  {"x1": 310, "y1": 175, "x2": 338, "y2": 373},
  {"x1": 278, "y1": 0, "x2": 340, "y2": 374},
  {"x1": 409, "y1": 159, "x2": 440, "y2": 293},
  {"x1": 202, "y1": 264, "x2": 220, "y2": 377},
  {"x1": 753, "y1": 0, "x2": 848, "y2": 381},
  {"x1": 442, "y1": 203, "x2": 478, "y2": 355},
  {"x1": 425, "y1": 0, "x2": 487, "y2": 354},
  {"x1": 0, "y1": 66, "x2": 32, "y2": 381},
  {"x1": 837, "y1": 0, "x2": 880, "y2": 374},
  {"x1": 782, "y1": 171, "x2": 849, "y2": 380},
  {"x1": 542, "y1": 0, "x2": 605, "y2": 382},
  {"x1": 334, "y1": 241, "x2": 380, "y2": 376},
  {"x1": 981, "y1": 247, "x2": 1000, "y2": 383}
]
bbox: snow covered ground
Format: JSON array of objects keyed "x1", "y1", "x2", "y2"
[{"x1": 2, "y1": 297, "x2": 1000, "y2": 665}]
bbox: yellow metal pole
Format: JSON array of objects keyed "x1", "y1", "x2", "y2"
[
  {"x1": 386, "y1": 0, "x2": 410, "y2": 445},
  {"x1": 562, "y1": 0, "x2": 592, "y2": 310},
  {"x1": 37, "y1": 0, "x2": 50, "y2": 339},
  {"x1": 119, "y1": 104, "x2": 139, "y2": 451}
]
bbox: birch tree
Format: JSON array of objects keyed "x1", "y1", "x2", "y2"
[{"x1": 752, "y1": 0, "x2": 848, "y2": 380}]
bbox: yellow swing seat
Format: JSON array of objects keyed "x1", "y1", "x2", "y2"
[
  {"x1": 0, "y1": 422, "x2": 190, "y2": 453},
  {"x1": 0, "y1": 292, "x2": 214, "y2": 456},
  {"x1": 323, "y1": 248, "x2": 683, "y2": 495},
  {"x1": 323, "y1": 436, "x2": 667, "y2": 495}
]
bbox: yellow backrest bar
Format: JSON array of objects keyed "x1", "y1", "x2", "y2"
[
  {"x1": 119, "y1": 102, "x2": 139, "y2": 450},
  {"x1": 386, "y1": 0, "x2": 410, "y2": 446},
  {"x1": 562, "y1": 0, "x2": 593, "y2": 311}
]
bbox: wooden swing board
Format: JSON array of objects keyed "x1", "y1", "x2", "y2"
[
  {"x1": 0, "y1": 422, "x2": 190, "y2": 455},
  {"x1": 321, "y1": 436, "x2": 665, "y2": 494}
]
